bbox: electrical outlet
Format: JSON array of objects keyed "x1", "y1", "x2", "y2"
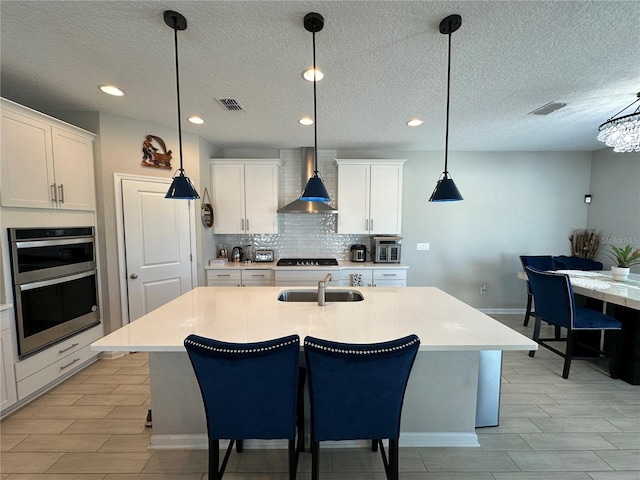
[
  {"x1": 480, "y1": 284, "x2": 487, "y2": 295},
  {"x1": 417, "y1": 243, "x2": 430, "y2": 251}
]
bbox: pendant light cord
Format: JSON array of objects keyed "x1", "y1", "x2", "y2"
[
  {"x1": 312, "y1": 30, "x2": 319, "y2": 176},
  {"x1": 172, "y1": 17, "x2": 184, "y2": 175},
  {"x1": 443, "y1": 29, "x2": 452, "y2": 175}
]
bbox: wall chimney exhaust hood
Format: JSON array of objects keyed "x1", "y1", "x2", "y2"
[{"x1": 277, "y1": 147, "x2": 337, "y2": 214}]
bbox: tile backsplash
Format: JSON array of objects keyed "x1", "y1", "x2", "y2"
[{"x1": 212, "y1": 149, "x2": 370, "y2": 260}]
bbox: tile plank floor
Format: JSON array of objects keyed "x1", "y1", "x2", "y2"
[{"x1": 1, "y1": 315, "x2": 638, "y2": 479}]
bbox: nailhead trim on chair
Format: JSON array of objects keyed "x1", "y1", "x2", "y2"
[
  {"x1": 185, "y1": 337, "x2": 298, "y2": 354},
  {"x1": 304, "y1": 336, "x2": 419, "y2": 354}
]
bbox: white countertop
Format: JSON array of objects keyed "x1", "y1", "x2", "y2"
[
  {"x1": 92, "y1": 286, "x2": 536, "y2": 353},
  {"x1": 518, "y1": 270, "x2": 640, "y2": 310},
  {"x1": 205, "y1": 261, "x2": 409, "y2": 270}
]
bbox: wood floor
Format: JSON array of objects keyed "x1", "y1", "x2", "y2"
[{"x1": 1, "y1": 315, "x2": 639, "y2": 479}]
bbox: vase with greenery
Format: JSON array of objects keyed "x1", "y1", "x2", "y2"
[{"x1": 606, "y1": 244, "x2": 640, "y2": 281}]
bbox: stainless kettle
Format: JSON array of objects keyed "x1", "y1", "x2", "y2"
[{"x1": 231, "y1": 246, "x2": 243, "y2": 262}]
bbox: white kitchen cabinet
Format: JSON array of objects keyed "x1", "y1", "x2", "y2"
[
  {"x1": 335, "y1": 159, "x2": 405, "y2": 235},
  {"x1": 241, "y1": 269, "x2": 274, "y2": 286},
  {"x1": 340, "y1": 267, "x2": 407, "y2": 287},
  {"x1": 340, "y1": 268, "x2": 374, "y2": 287},
  {"x1": 373, "y1": 268, "x2": 407, "y2": 287},
  {"x1": 206, "y1": 268, "x2": 274, "y2": 287},
  {"x1": 1, "y1": 308, "x2": 18, "y2": 414},
  {"x1": 14, "y1": 323, "x2": 102, "y2": 401},
  {"x1": 1, "y1": 99, "x2": 95, "y2": 211},
  {"x1": 210, "y1": 159, "x2": 280, "y2": 234},
  {"x1": 206, "y1": 269, "x2": 242, "y2": 286}
]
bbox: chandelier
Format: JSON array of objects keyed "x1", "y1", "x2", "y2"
[{"x1": 597, "y1": 92, "x2": 640, "y2": 153}]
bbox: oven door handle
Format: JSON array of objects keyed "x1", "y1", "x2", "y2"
[
  {"x1": 19, "y1": 270, "x2": 96, "y2": 291},
  {"x1": 15, "y1": 237, "x2": 94, "y2": 249}
]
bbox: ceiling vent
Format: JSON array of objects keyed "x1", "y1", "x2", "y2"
[
  {"x1": 529, "y1": 101, "x2": 567, "y2": 116},
  {"x1": 216, "y1": 97, "x2": 245, "y2": 111}
]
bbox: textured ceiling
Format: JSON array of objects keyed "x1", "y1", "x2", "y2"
[{"x1": 1, "y1": 1, "x2": 639, "y2": 152}]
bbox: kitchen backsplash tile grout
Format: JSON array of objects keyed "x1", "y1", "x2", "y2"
[{"x1": 212, "y1": 149, "x2": 369, "y2": 260}]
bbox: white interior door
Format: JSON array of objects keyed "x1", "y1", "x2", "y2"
[{"x1": 121, "y1": 178, "x2": 193, "y2": 322}]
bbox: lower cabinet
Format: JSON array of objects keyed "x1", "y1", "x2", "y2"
[
  {"x1": 1, "y1": 308, "x2": 18, "y2": 413},
  {"x1": 274, "y1": 270, "x2": 338, "y2": 287},
  {"x1": 340, "y1": 268, "x2": 407, "y2": 287},
  {"x1": 14, "y1": 324, "x2": 102, "y2": 401},
  {"x1": 206, "y1": 268, "x2": 274, "y2": 287}
]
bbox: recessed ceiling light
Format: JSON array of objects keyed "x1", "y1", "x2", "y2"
[
  {"x1": 302, "y1": 68, "x2": 323, "y2": 82},
  {"x1": 299, "y1": 117, "x2": 314, "y2": 125},
  {"x1": 407, "y1": 119, "x2": 423, "y2": 127},
  {"x1": 99, "y1": 85, "x2": 125, "y2": 96},
  {"x1": 188, "y1": 116, "x2": 205, "y2": 124}
]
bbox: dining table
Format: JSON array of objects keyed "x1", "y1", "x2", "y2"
[{"x1": 518, "y1": 269, "x2": 640, "y2": 384}]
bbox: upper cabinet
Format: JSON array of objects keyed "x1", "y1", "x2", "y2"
[
  {"x1": 210, "y1": 159, "x2": 280, "y2": 234},
  {"x1": 1, "y1": 99, "x2": 95, "y2": 211},
  {"x1": 335, "y1": 159, "x2": 405, "y2": 235}
]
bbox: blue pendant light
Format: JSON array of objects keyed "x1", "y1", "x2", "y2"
[
  {"x1": 299, "y1": 12, "x2": 330, "y2": 203},
  {"x1": 429, "y1": 14, "x2": 463, "y2": 203},
  {"x1": 164, "y1": 10, "x2": 200, "y2": 200}
]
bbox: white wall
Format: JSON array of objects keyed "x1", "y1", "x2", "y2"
[
  {"x1": 337, "y1": 150, "x2": 593, "y2": 310},
  {"x1": 588, "y1": 149, "x2": 640, "y2": 273}
]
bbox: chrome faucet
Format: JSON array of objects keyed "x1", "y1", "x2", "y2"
[{"x1": 318, "y1": 273, "x2": 332, "y2": 306}]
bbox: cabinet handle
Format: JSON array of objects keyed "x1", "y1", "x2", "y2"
[
  {"x1": 246, "y1": 219, "x2": 250, "y2": 231},
  {"x1": 60, "y1": 358, "x2": 80, "y2": 370},
  {"x1": 370, "y1": 219, "x2": 374, "y2": 230},
  {"x1": 51, "y1": 183, "x2": 58, "y2": 203},
  {"x1": 251, "y1": 274, "x2": 265, "y2": 278},
  {"x1": 365, "y1": 219, "x2": 369, "y2": 230},
  {"x1": 382, "y1": 273, "x2": 397, "y2": 277},
  {"x1": 241, "y1": 219, "x2": 244, "y2": 231},
  {"x1": 59, "y1": 342, "x2": 80, "y2": 354},
  {"x1": 58, "y1": 184, "x2": 65, "y2": 203},
  {"x1": 216, "y1": 274, "x2": 231, "y2": 277}
]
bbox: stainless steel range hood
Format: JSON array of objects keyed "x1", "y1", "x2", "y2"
[{"x1": 277, "y1": 147, "x2": 337, "y2": 214}]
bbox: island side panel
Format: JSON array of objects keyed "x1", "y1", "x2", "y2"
[
  {"x1": 401, "y1": 351, "x2": 480, "y2": 446},
  {"x1": 147, "y1": 350, "x2": 480, "y2": 449}
]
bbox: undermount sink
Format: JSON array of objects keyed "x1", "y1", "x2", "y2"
[{"x1": 277, "y1": 289, "x2": 364, "y2": 303}]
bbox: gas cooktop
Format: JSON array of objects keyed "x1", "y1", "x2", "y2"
[{"x1": 276, "y1": 258, "x2": 339, "y2": 267}]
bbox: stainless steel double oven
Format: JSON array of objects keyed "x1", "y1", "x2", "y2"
[{"x1": 8, "y1": 227, "x2": 100, "y2": 358}]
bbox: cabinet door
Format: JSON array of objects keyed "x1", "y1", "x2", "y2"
[
  {"x1": 206, "y1": 269, "x2": 242, "y2": 286},
  {"x1": 0, "y1": 328, "x2": 18, "y2": 412},
  {"x1": 51, "y1": 127, "x2": 95, "y2": 210},
  {"x1": 212, "y1": 164, "x2": 246, "y2": 233},
  {"x1": 244, "y1": 164, "x2": 279, "y2": 234},
  {"x1": 337, "y1": 164, "x2": 370, "y2": 234},
  {"x1": 370, "y1": 164, "x2": 403, "y2": 234},
  {"x1": 1, "y1": 109, "x2": 54, "y2": 208}
]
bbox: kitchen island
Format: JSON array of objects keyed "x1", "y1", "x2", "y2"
[{"x1": 92, "y1": 286, "x2": 536, "y2": 450}]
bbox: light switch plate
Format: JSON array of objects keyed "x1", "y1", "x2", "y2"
[{"x1": 417, "y1": 243, "x2": 430, "y2": 251}]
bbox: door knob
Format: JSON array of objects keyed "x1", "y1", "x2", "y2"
[{"x1": 130, "y1": 273, "x2": 138, "y2": 279}]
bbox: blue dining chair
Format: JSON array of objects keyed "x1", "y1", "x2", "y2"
[
  {"x1": 184, "y1": 334, "x2": 302, "y2": 480},
  {"x1": 519, "y1": 255, "x2": 556, "y2": 326},
  {"x1": 553, "y1": 255, "x2": 604, "y2": 271},
  {"x1": 304, "y1": 334, "x2": 420, "y2": 480},
  {"x1": 524, "y1": 267, "x2": 621, "y2": 379}
]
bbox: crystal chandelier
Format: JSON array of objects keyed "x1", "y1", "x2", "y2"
[{"x1": 597, "y1": 92, "x2": 640, "y2": 153}]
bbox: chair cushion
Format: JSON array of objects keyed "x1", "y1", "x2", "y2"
[{"x1": 574, "y1": 307, "x2": 622, "y2": 330}]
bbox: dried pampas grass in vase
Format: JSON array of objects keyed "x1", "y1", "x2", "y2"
[{"x1": 569, "y1": 229, "x2": 602, "y2": 259}]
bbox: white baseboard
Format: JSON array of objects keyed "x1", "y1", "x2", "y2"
[
  {"x1": 478, "y1": 308, "x2": 525, "y2": 315},
  {"x1": 148, "y1": 432, "x2": 479, "y2": 450}
]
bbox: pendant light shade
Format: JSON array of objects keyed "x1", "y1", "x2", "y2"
[
  {"x1": 164, "y1": 10, "x2": 199, "y2": 200},
  {"x1": 299, "y1": 12, "x2": 330, "y2": 203},
  {"x1": 429, "y1": 14, "x2": 463, "y2": 203}
]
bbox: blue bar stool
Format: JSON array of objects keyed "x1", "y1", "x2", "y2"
[
  {"x1": 184, "y1": 334, "x2": 302, "y2": 480},
  {"x1": 304, "y1": 334, "x2": 420, "y2": 480}
]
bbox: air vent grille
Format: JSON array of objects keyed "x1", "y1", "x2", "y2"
[
  {"x1": 216, "y1": 97, "x2": 245, "y2": 111},
  {"x1": 529, "y1": 101, "x2": 567, "y2": 116}
]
